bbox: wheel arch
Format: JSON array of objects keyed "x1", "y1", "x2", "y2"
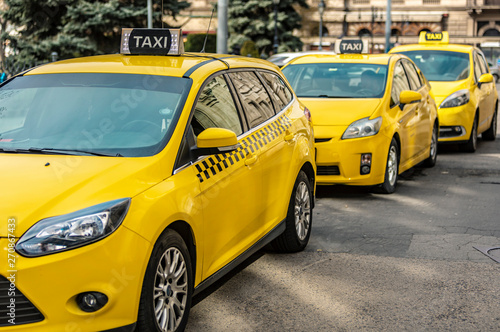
[
  {"x1": 300, "y1": 161, "x2": 316, "y2": 208},
  {"x1": 167, "y1": 220, "x2": 197, "y2": 279}
]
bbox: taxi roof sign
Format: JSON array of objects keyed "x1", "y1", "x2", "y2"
[
  {"x1": 418, "y1": 31, "x2": 449, "y2": 44},
  {"x1": 334, "y1": 39, "x2": 369, "y2": 54},
  {"x1": 120, "y1": 28, "x2": 184, "y2": 55}
]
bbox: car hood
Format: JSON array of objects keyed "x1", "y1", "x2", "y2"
[
  {"x1": 300, "y1": 98, "x2": 381, "y2": 126},
  {"x1": 0, "y1": 155, "x2": 163, "y2": 237},
  {"x1": 429, "y1": 80, "x2": 470, "y2": 107}
]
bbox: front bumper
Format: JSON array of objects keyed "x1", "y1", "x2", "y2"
[
  {"x1": 315, "y1": 128, "x2": 390, "y2": 186},
  {"x1": 0, "y1": 226, "x2": 150, "y2": 331},
  {"x1": 437, "y1": 102, "x2": 475, "y2": 143}
]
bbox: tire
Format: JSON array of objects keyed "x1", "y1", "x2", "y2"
[
  {"x1": 136, "y1": 229, "x2": 193, "y2": 332},
  {"x1": 461, "y1": 115, "x2": 478, "y2": 153},
  {"x1": 271, "y1": 170, "x2": 313, "y2": 253},
  {"x1": 482, "y1": 108, "x2": 497, "y2": 141},
  {"x1": 376, "y1": 138, "x2": 399, "y2": 194},
  {"x1": 422, "y1": 122, "x2": 438, "y2": 168}
]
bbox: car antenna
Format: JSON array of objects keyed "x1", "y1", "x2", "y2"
[{"x1": 200, "y1": 8, "x2": 215, "y2": 53}]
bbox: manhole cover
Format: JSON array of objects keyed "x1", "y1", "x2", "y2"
[{"x1": 473, "y1": 245, "x2": 500, "y2": 263}]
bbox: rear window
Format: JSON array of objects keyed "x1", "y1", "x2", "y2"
[{"x1": 397, "y1": 50, "x2": 470, "y2": 82}]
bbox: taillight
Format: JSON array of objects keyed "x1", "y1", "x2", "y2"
[{"x1": 304, "y1": 107, "x2": 312, "y2": 122}]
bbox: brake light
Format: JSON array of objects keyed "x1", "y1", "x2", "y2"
[{"x1": 304, "y1": 107, "x2": 312, "y2": 122}]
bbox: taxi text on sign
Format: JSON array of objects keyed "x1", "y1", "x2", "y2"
[
  {"x1": 334, "y1": 39, "x2": 369, "y2": 54},
  {"x1": 120, "y1": 28, "x2": 184, "y2": 55},
  {"x1": 418, "y1": 31, "x2": 449, "y2": 44}
]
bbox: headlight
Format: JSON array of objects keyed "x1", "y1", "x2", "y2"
[
  {"x1": 16, "y1": 198, "x2": 130, "y2": 257},
  {"x1": 342, "y1": 117, "x2": 382, "y2": 139},
  {"x1": 440, "y1": 90, "x2": 470, "y2": 108}
]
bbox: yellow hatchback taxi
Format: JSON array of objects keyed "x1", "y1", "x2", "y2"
[
  {"x1": 390, "y1": 31, "x2": 498, "y2": 152},
  {"x1": 282, "y1": 39, "x2": 438, "y2": 193},
  {"x1": 0, "y1": 29, "x2": 316, "y2": 332}
]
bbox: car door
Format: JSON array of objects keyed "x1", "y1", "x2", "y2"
[
  {"x1": 181, "y1": 73, "x2": 264, "y2": 279},
  {"x1": 474, "y1": 51, "x2": 496, "y2": 133},
  {"x1": 402, "y1": 59, "x2": 432, "y2": 157},
  {"x1": 390, "y1": 60, "x2": 419, "y2": 167},
  {"x1": 227, "y1": 70, "x2": 294, "y2": 232},
  {"x1": 256, "y1": 71, "x2": 297, "y2": 227}
]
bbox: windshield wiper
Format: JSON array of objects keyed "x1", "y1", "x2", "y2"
[
  {"x1": 30, "y1": 148, "x2": 123, "y2": 157},
  {"x1": 0, "y1": 147, "x2": 123, "y2": 157}
]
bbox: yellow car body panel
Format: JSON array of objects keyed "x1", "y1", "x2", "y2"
[
  {"x1": 0, "y1": 50, "x2": 315, "y2": 331},
  {"x1": 390, "y1": 37, "x2": 498, "y2": 144},
  {"x1": 282, "y1": 53, "x2": 438, "y2": 188}
]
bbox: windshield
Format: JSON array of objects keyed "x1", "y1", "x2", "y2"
[
  {"x1": 282, "y1": 63, "x2": 388, "y2": 98},
  {"x1": 0, "y1": 73, "x2": 190, "y2": 157},
  {"x1": 397, "y1": 50, "x2": 470, "y2": 82}
]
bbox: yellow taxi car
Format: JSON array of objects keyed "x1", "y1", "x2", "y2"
[
  {"x1": 0, "y1": 29, "x2": 315, "y2": 331},
  {"x1": 390, "y1": 31, "x2": 498, "y2": 152},
  {"x1": 281, "y1": 40, "x2": 438, "y2": 193}
]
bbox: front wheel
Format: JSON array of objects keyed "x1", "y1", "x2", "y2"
[
  {"x1": 137, "y1": 229, "x2": 193, "y2": 332},
  {"x1": 375, "y1": 138, "x2": 399, "y2": 194},
  {"x1": 422, "y1": 123, "x2": 438, "y2": 167},
  {"x1": 271, "y1": 170, "x2": 313, "y2": 252},
  {"x1": 482, "y1": 108, "x2": 497, "y2": 141},
  {"x1": 461, "y1": 115, "x2": 478, "y2": 153}
]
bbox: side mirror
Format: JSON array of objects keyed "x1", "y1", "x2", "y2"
[
  {"x1": 194, "y1": 128, "x2": 240, "y2": 156},
  {"x1": 399, "y1": 90, "x2": 422, "y2": 109},
  {"x1": 478, "y1": 73, "x2": 493, "y2": 88}
]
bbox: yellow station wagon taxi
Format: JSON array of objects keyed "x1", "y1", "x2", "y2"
[
  {"x1": 282, "y1": 40, "x2": 438, "y2": 193},
  {"x1": 0, "y1": 29, "x2": 315, "y2": 332},
  {"x1": 390, "y1": 31, "x2": 498, "y2": 152}
]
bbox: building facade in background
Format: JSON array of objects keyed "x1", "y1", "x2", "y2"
[{"x1": 170, "y1": 0, "x2": 500, "y2": 61}]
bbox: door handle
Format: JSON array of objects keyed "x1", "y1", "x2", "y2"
[
  {"x1": 284, "y1": 130, "x2": 294, "y2": 141},
  {"x1": 245, "y1": 153, "x2": 258, "y2": 166}
]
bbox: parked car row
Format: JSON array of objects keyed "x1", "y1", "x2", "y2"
[
  {"x1": 0, "y1": 30, "x2": 497, "y2": 332},
  {"x1": 279, "y1": 31, "x2": 497, "y2": 193}
]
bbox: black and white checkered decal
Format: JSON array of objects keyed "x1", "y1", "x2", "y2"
[{"x1": 194, "y1": 115, "x2": 292, "y2": 183}]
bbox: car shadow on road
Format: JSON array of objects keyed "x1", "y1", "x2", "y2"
[{"x1": 192, "y1": 250, "x2": 266, "y2": 307}]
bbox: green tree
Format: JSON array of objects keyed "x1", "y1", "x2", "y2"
[
  {"x1": 184, "y1": 33, "x2": 216, "y2": 53},
  {"x1": 227, "y1": 0, "x2": 308, "y2": 56},
  {"x1": 0, "y1": 0, "x2": 190, "y2": 65},
  {"x1": 240, "y1": 40, "x2": 259, "y2": 58}
]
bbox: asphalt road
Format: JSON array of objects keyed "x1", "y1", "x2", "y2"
[{"x1": 186, "y1": 119, "x2": 500, "y2": 331}]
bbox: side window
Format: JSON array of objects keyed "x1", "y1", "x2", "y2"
[
  {"x1": 228, "y1": 71, "x2": 275, "y2": 129},
  {"x1": 259, "y1": 71, "x2": 293, "y2": 112},
  {"x1": 473, "y1": 53, "x2": 482, "y2": 82},
  {"x1": 391, "y1": 61, "x2": 411, "y2": 107},
  {"x1": 403, "y1": 60, "x2": 423, "y2": 91},
  {"x1": 477, "y1": 52, "x2": 489, "y2": 75},
  {"x1": 191, "y1": 75, "x2": 243, "y2": 136}
]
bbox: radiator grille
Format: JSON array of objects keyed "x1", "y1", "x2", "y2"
[
  {"x1": 0, "y1": 275, "x2": 44, "y2": 326},
  {"x1": 317, "y1": 166, "x2": 340, "y2": 176}
]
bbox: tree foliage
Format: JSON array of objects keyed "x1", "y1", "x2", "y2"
[
  {"x1": 0, "y1": 0, "x2": 190, "y2": 65},
  {"x1": 184, "y1": 33, "x2": 216, "y2": 53},
  {"x1": 227, "y1": 0, "x2": 308, "y2": 56}
]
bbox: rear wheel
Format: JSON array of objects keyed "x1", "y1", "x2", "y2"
[
  {"x1": 271, "y1": 170, "x2": 313, "y2": 252},
  {"x1": 137, "y1": 229, "x2": 193, "y2": 332},
  {"x1": 376, "y1": 138, "x2": 399, "y2": 194},
  {"x1": 422, "y1": 122, "x2": 438, "y2": 167},
  {"x1": 461, "y1": 115, "x2": 478, "y2": 153},
  {"x1": 482, "y1": 108, "x2": 497, "y2": 141}
]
